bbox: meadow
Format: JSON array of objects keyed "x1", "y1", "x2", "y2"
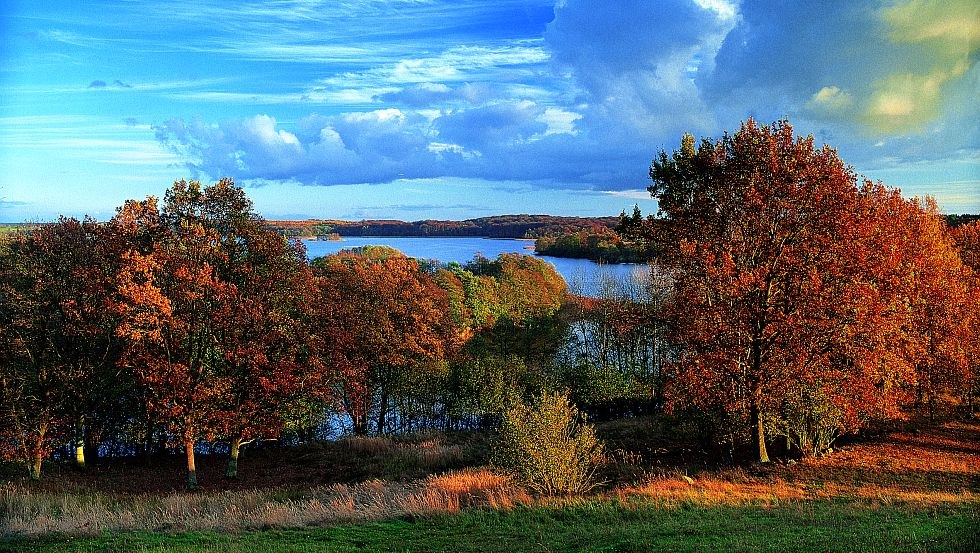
[{"x1": 2, "y1": 417, "x2": 977, "y2": 552}]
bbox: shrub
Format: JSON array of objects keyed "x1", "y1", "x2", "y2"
[
  {"x1": 493, "y1": 390, "x2": 604, "y2": 495},
  {"x1": 779, "y1": 383, "x2": 844, "y2": 457}
]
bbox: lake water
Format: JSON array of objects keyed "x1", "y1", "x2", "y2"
[{"x1": 302, "y1": 236, "x2": 649, "y2": 297}]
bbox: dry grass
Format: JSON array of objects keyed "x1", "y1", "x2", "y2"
[
  {"x1": 3, "y1": 420, "x2": 976, "y2": 538},
  {"x1": 619, "y1": 421, "x2": 980, "y2": 508},
  {"x1": 0, "y1": 468, "x2": 528, "y2": 537}
]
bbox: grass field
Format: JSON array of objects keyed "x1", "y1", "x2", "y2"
[
  {"x1": 7, "y1": 500, "x2": 977, "y2": 553},
  {"x1": 2, "y1": 420, "x2": 978, "y2": 552}
]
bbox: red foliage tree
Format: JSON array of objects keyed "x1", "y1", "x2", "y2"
[
  {"x1": 650, "y1": 120, "x2": 927, "y2": 461},
  {"x1": 114, "y1": 178, "x2": 328, "y2": 487},
  {"x1": 0, "y1": 218, "x2": 122, "y2": 479},
  {"x1": 211, "y1": 224, "x2": 327, "y2": 478}
]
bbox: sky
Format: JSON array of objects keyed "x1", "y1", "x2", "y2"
[{"x1": 1, "y1": 0, "x2": 977, "y2": 222}]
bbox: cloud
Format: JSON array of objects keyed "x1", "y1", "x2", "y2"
[
  {"x1": 154, "y1": 102, "x2": 620, "y2": 189},
  {"x1": 87, "y1": 79, "x2": 134, "y2": 90},
  {"x1": 705, "y1": 0, "x2": 978, "y2": 138},
  {"x1": 807, "y1": 86, "x2": 854, "y2": 116},
  {"x1": 436, "y1": 101, "x2": 548, "y2": 150},
  {"x1": 546, "y1": 0, "x2": 736, "y2": 140},
  {"x1": 375, "y1": 82, "x2": 498, "y2": 107},
  {"x1": 150, "y1": 1, "x2": 977, "y2": 204},
  {"x1": 862, "y1": 0, "x2": 979, "y2": 134}
]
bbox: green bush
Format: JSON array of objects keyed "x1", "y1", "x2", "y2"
[
  {"x1": 779, "y1": 382, "x2": 844, "y2": 457},
  {"x1": 493, "y1": 390, "x2": 604, "y2": 495}
]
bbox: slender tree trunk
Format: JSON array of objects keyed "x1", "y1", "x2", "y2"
[
  {"x1": 749, "y1": 336, "x2": 770, "y2": 464},
  {"x1": 84, "y1": 423, "x2": 99, "y2": 465},
  {"x1": 73, "y1": 416, "x2": 86, "y2": 468},
  {"x1": 377, "y1": 387, "x2": 388, "y2": 435},
  {"x1": 751, "y1": 399, "x2": 770, "y2": 463},
  {"x1": 225, "y1": 436, "x2": 242, "y2": 479},
  {"x1": 185, "y1": 440, "x2": 198, "y2": 490},
  {"x1": 28, "y1": 452, "x2": 43, "y2": 481}
]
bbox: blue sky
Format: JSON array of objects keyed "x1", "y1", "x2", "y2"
[{"x1": 1, "y1": 0, "x2": 977, "y2": 222}]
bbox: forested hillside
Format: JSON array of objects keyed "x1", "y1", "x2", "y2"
[{"x1": 265, "y1": 215, "x2": 618, "y2": 239}]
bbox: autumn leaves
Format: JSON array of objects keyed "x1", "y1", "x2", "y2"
[
  {"x1": 1, "y1": 119, "x2": 976, "y2": 491},
  {"x1": 0, "y1": 184, "x2": 568, "y2": 488},
  {"x1": 649, "y1": 119, "x2": 978, "y2": 462}
]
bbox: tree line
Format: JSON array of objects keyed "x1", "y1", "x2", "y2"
[
  {"x1": 0, "y1": 181, "x2": 572, "y2": 488},
  {"x1": 1, "y1": 119, "x2": 977, "y2": 489},
  {"x1": 265, "y1": 215, "x2": 619, "y2": 239}
]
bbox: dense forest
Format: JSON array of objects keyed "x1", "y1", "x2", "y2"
[
  {"x1": 264, "y1": 215, "x2": 618, "y2": 240},
  {"x1": 1, "y1": 120, "x2": 978, "y2": 496}
]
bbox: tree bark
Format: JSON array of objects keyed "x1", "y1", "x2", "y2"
[
  {"x1": 74, "y1": 436, "x2": 86, "y2": 468},
  {"x1": 751, "y1": 399, "x2": 770, "y2": 463},
  {"x1": 225, "y1": 436, "x2": 242, "y2": 479},
  {"x1": 28, "y1": 453, "x2": 43, "y2": 481},
  {"x1": 74, "y1": 417, "x2": 86, "y2": 468},
  {"x1": 377, "y1": 387, "x2": 388, "y2": 435},
  {"x1": 185, "y1": 439, "x2": 198, "y2": 490},
  {"x1": 84, "y1": 423, "x2": 100, "y2": 466}
]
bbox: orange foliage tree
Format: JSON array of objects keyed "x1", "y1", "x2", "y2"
[
  {"x1": 947, "y1": 220, "x2": 980, "y2": 412},
  {"x1": 313, "y1": 247, "x2": 463, "y2": 434},
  {"x1": 113, "y1": 178, "x2": 327, "y2": 488},
  {"x1": 113, "y1": 190, "x2": 233, "y2": 490},
  {"x1": 649, "y1": 120, "x2": 929, "y2": 461}
]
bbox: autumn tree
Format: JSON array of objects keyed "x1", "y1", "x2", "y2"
[
  {"x1": 211, "y1": 223, "x2": 327, "y2": 478},
  {"x1": 951, "y1": 220, "x2": 980, "y2": 272},
  {"x1": 951, "y1": 221, "x2": 980, "y2": 412},
  {"x1": 313, "y1": 247, "x2": 463, "y2": 434},
  {"x1": 0, "y1": 218, "x2": 122, "y2": 479},
  {"x1": 114, "y1": 193, "x2": 232, "y2": 490},
  {"x1": 113, "y1": 178, "x2": 323, "y2": 487},
  {"x1": 650, "y1": 119, "x2": 919, "y2": 462},
  {"x1": 896, "y1": 199, "x2": 973, "y2": 419}
]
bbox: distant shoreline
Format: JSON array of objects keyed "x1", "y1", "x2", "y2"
[{"x1": 303, "y1": 235, "x2": 536, "y2": 241}]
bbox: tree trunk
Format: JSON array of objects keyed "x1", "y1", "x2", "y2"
[
  {"x1": 28, "y1": 453, "x2": 43, "y2": 481},
  {"x1": 750, "y1": 398, "x2": 770, "y2": 463},
  {"x1": 750, "y1": 389, "x2": 769, "y2": 463},
  {"x1": 185, "y1": 440, "x2": 197, "y2": 490},
  {"x1": 749, "y1": 338, "x2": 770, "y2": 464},
  {"x1": 377, "y1": 387, "x2": 388, "y2": 435},
  {"x1": 74, "y1": 417, "x2": 86, "y2": 468},
  {"x1": 225, "y1": 436, "x2": 242, "y2": 479},
  {"x1": 74, "y1": 436, "x2": 86, "y2": 468},
  {"x1": 84, "y1": 423, "x2": 100, "y2": 466}
]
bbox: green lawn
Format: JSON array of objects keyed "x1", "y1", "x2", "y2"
[{"x1": 5, "y1": 500, "x2": 977, "y2": 553}]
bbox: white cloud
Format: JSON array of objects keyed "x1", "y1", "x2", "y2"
[{"x1": 147, "y1": 0, "x2": 978, "y2": 213}]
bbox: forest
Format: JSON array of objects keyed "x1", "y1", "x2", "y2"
[
  {"x1": 264, "y1": 215, "x2": 618, "y2": 240},
  {"x1": 1, "y1": 120, "x2": 978, "y2": 548}
]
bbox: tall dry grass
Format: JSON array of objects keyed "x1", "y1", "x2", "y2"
[
  {"x1": 0, "y1": 468, "x2": 528, "y2": 537},
  {"x1": 333, "y1": 433, "x2": 470, "y2": 473}
]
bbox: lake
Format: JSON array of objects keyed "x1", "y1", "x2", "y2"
[{"x1": 302, "y1": 236, "x2": 649, "y2": 298}]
